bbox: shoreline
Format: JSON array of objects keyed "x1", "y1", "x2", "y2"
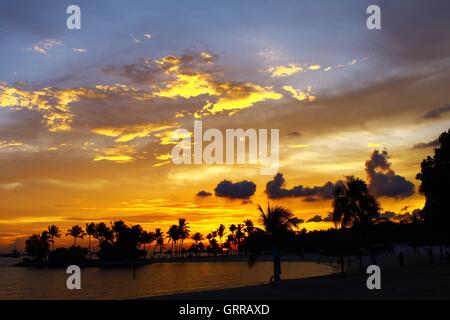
[
  {"x1": 12, "y1": 254, "x2": 340, "y2": 268},
  {"x1": 145, "y1": 254, "x2": 450, "y2": 300}
]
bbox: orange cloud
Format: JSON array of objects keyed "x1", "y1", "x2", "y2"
[
  {"x1": 201, "y1": 83, "x2": 283, "y2": 116},
  {"x1": 154, "y1": 73, "x2": 219, "y2": 99},
  {"x1": 93, "y1": 145, "x2": 138, "y2": 163}
]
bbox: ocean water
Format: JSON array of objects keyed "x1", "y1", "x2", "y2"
[{"x1": 0, "y1": 257, "x2": 334, "y2": 299}]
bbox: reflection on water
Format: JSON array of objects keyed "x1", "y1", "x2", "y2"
[{"x1": 0, "y1": 257, "x2": 334, "y2": 299}]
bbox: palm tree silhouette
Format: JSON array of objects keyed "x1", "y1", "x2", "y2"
[
  {"x1": 40, "y1": 231, "x2": 52, "y2": 260},
  {"x1": 66, "y1": 225, "x2": 86, "y2": 247},
  {"x1": 332, "y1": 176, "x2": 380, "y2": 228},
  {"x1": 206, "y1": 232, "x2": 219, "y2": 256},
  {"x1": 217, "y1": 224, "x2": 226, "y2": 248},
  {"x1": 167, "y1": 225, "x2": 180, "y2": 258},
  {"x1": 25, "y1": 232, "x2": 51, "y2": 261},
  {"x1": 229, "y1": 224, "x2": 237, "y2": 255},
  {"x1": 47, "y1": 225, "x2": 61, "y2": 251},
  {"x1": 178, "y1": 218, "x2": 190, "y2": 256},
  {"x1": 236, "y1": 224, "x2": 245, "y2": 255},
  {"x1": 226, "y1": 234, "x2": 235, "y2": 255},
  {"x1": 153, "y1": 228, "x2": 165, "y2": 258},
  {"x1": 94, "y1": 222, "x2": 114, "y2": 247},
  {"x1": 332, "y1": 176, "x2": 380, "y2": 270},
  {"x1": 141, "y1": 231, "x2": 155, "y2": 257},
  {"x1": 191, "y1": 232, "x2": 204, "y2": 256},
  {"x1": 258, "y1": 203, "x2": 301, "y2": 282},
  {"x1": 86, "y1": 222, "x2": 96, "y2": 256},
  {"x1": 243, "y1": 219, "x2": 254, "y2": 236}
]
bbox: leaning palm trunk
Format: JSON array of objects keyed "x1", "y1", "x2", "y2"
[{"x1": 272, "y1": 246, "x2": 281, "y2": 282}]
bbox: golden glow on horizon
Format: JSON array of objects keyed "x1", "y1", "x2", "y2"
[
  {"x1": 93, "y1": 145, "x2": 137, "y2": 163},
  {"x1": 0, "y1": 46, "x2": 442, "y2": 251}
]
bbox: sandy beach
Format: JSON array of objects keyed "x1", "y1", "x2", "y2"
[{"x1": 148, "y1": 254, "x2": 450, "y2": 300}]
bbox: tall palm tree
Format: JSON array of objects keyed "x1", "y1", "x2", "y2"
[
  {"x1": 141, "y1": 231, "x2": 156, "y2": 256},
  {"x1": 40, "y1": 231, "x2": 52, "y2": 260},
  {"x1": 191, "y1": 232, "x2": 204, "y2": 256},
  {"x1": 332, "y1": 176, "x2": 380, "y2": 228},
  {"x1": 235, "y1": 224, "x2": 245, "y2": 255},
  {"x1": 217, "y1": 224, "x2": 226, "y2": 247},
  {"x1": 258, "y1": 203, "x2": 301, "y2": 282},
  {"x1": 243, "y1": 219, "x2": 254, "y2": 236},
  {"x1": 85, "y1": 222, "x2": 96, "y2": 256},
  {"x1": 94, "y1": 222, "x2": 114, "y2": 247},
  {"x1": 167, "y1": 225, "x2": 180, "y2": 258},
  {"x1": 229, "y1": 224, "x2": 237, "y2": 255},
  {"x1": 206, "y1": 232, "x2": 218, "y2": 256},
  {"x1": 332, "y1": 176, "x2": 380, "y2": 270},
  {"x1": 66, "y1": 225, "x2": 86, "y2": 247},
  {"x1": 153, "y1": 228, "x2": 165, "y2": 258},
  {"x1": 178, "y1": 218, "x2": 190, "y2": 256},
  {"x1": 192, "y1": 232, "x2": 204, "y2": 245},
  {"x1": 206, "y1": 232, "x2": 214, "y2": 243},
  {"x1": 47, "y1": 225, "x2": 61, "y2": 251}
]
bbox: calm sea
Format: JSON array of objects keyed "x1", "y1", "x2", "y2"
[{"x1": 0, "y1": 257, "x2": 334, "y2": 299}]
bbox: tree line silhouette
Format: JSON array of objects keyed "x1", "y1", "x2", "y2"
[{"x1": 23, "y1": 129, "x2": 450, "y2": 281}]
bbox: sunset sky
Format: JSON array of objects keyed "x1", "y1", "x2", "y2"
[{"x1": 1, "y1": 0, "x2": 449, "y2": 251}]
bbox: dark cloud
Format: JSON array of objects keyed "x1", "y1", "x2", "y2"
[
  {"x1": 323, "y1": 214, "x2": 333, "y2": 223},
  {"x1": 366, "y1": 150, "x2": 415, "y2": 199},
  {"x1": 102, "y1": 52, "x2": 215, "y2": 85},
  {"x1": 413, "y1": 139, "x2": 440, "y2": 149},
  {"x1": 102, "y1": 62, "x2": 156, "y2": 85},
  {"x1": 421, "y1": 104, "x2": 450, "y2": 120},
  {"x1": 306, "y1": 215, "x2": 323, "y2": 223},
  {"x1": 214, "y1": 180, "x2": 256, "y2": 200},
  {"x1": 265, "y1": 173, "x2": 342, "y2": 201},
  {"x1": 196, "y1": 190, "x2": 212, "y2": 197}
]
